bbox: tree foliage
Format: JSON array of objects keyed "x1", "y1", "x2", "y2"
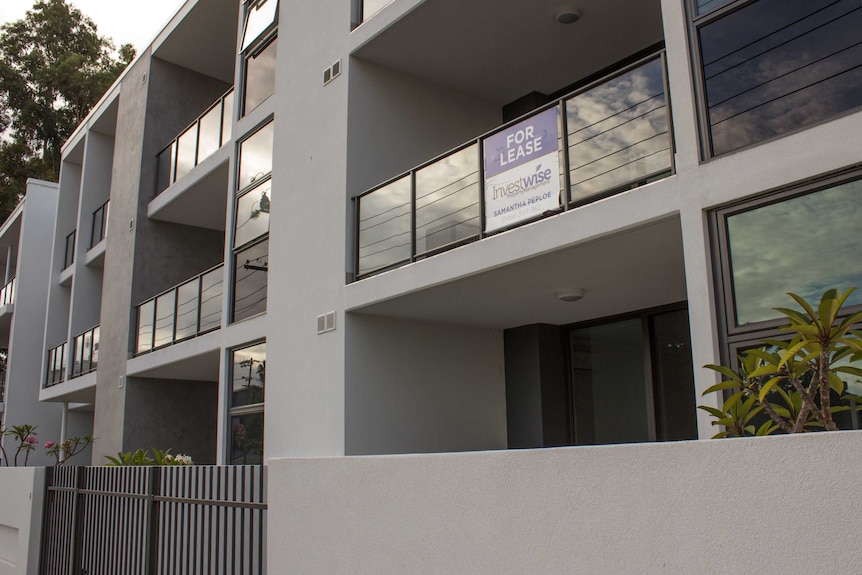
[
  {"x1": 0, "y1": 0, "x2": 136, "y2": 220},
  {"x1": 701, "y1": 288, "x2": 862, "y2": 437}
]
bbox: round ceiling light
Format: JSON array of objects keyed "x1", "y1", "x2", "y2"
[
  {"x1": 556, "y1": 288, "x2": 585, "y2": 302},
  {"x1": 555, "y1": 9, "x2": 581, "y2": 24}
]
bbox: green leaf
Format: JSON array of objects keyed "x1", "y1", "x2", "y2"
[
  {"x1": 723, "y1": 390, "x2": 746, "y2": 412},
  {"x1": 833, "y1": 365, "x2": 862, "y2": 377},
  {"x1": 758, "y1": 377, "x2": 782, "y2": 401},
  {"x1": 703, "y1": 380, "x2": 741, "y2": 395},
  {"x1": 749, "y1": 364, "x2": 779, "y2": 378},
  {"x1": 698, "y1": 405, "x2": 726, "y2": 418},
  {"x1": 777, "y1": 341, "x2": 807, "y2": 368},
  {"x1": 829, "y1": 373, "x2": 845, "y2": 395},
  {"x1": 704, "y1": 364, "x2": 742, "y2": 382}
]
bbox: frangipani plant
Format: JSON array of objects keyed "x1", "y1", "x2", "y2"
[{"x1": 701, "y1": 288, "x2": 862, "y2": 437}]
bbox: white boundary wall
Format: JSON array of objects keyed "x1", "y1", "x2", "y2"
[
  {"x1": 269, "y1": 431, "x2": 862, "y2": 573},
  {"x1": 0, "y1": 468, "x2": 44, "y2": 575}
]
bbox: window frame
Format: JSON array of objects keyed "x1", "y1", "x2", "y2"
[
  {"x1": 241, "y1": 33, "x2": 278, "y2": 118},
  {"x1": 227, "y1": 340, "x2": 266, "y2": 465}
]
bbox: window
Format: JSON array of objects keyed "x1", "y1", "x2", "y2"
[
  {"x1": 233, "y1": 239, "x2": 268, "y2": 322},
  {"x1": 716, "y1": 174, "x2": 862, "y2": 332},
  {"x1": 243, "y1": 36, "x2": 277, "y2": 116},
  {"x1": 235, "y1": 181, "x2": 271, "y2": 248},
  {"x1": 240, "y1": 0, "x2": 278, "y2": 52},
  {"x1": 229, "y1": 342, "x2": 265, "y2": 464},
  {"x1": 237, "y1": 122, "x2": 273, "y2": 191},
  {"x1": 693, "y1": 0, "x2": 862, "y2": 157}
]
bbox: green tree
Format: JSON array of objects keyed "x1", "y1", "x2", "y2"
[{"x1": 0, "y1": 0, "x2": 135, "y2": 220}]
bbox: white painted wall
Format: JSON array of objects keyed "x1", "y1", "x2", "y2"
[
  {"x1": 0, "y1": 468, "x2": 44, "y2": 575},
  {"x1": 270, "y1": 431, "x2": 862, "y2": 574},
  {"x1": 345, "y1": 314, "x2": 507, "y2": 455}
]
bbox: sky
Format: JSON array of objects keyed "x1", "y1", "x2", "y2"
[{"x1": 0, "y1": 0, "x2": 187, "y2": 53}]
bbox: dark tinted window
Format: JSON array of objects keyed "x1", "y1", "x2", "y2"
[
  {"x1": 700, "y1": 0, "x2": 862, "y2": 155},
  {"x1": 233, "y1": 239, "x2": 268, "y2": 322}
]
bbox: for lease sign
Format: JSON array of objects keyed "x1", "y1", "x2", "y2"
[{"x1": 483, "y1": 108, "x2": 561, "y2": 233}]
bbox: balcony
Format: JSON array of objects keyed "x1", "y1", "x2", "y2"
[
  {"x1": 0, "y1": 277, "x2": 14, "y2": 307},
  {"x1": 156, "y1": 89, "x2": 234, "y2": 196},
  {"x1": 45, "y1": 341, "x2": 67, "y2": 387},
  {"x1": 70, "y1": 325, "x2": 99, "y2": 379},
  {"x1": 63, "y1": 230, "x2": 76, "y2": 269},
  {"x1": 353, "y1": 53, "x2": 674, "y2": 279},
  {"x1": 89, "y1": 201, "x2": 109, "y2": 248},
  {"x1": 135, "y1": 264, "x2": 224, "y2": 355}
]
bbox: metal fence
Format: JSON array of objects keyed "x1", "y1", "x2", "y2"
[{"x1": 41, "y1": 465, "x2": 267, "y2": 575}]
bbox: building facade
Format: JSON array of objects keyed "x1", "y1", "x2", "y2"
[{"x1": 0, "y1": 0, "x2": 859, "y2": 480}]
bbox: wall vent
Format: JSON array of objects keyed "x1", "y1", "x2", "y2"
[
  {"x1": 317, "y1": 311, "x2": 336, "y2": 334},
  {"x1": 323, "y1": 60, "x2": 341, "y2": 86}
]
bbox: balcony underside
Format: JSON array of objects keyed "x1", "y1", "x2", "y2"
[
  {"x1": 149, "y1": 155, "x2": 229, "y2": 231},
  {"x1": 127, "y1": 334, "x2": 220, "y2": 382}
]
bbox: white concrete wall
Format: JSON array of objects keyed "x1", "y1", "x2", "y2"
[
  {"x1": 2, "y1": 181, "x2": 63, "y2": 466},
  {"x1": 0, "y1": 468, "x2": 44, "y2": 575},
  {"x1": 345, "y1": 315, "x2": 507, "y2": 455},
  {"x1": 270, "y1": 431, "x2": 862, "y2": 574}
]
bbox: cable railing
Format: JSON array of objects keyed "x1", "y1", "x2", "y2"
[
  {"x1": 90, "y1": 199, "x2": 109, "y2": 248},
  {"x1": 70, "y1": 325, "x2": 99, "y2": 379},
  {"x1": 156, "y1": 88, "x2": 234, "y2": 195},
  {"x1": 0, "y1": 277, "x2": 15, "y2": 307},
  {"x1": 135, "y1": 264, "x2": 224, "y2": 355},
  {"x1": 45, "y1": 341, "x2": 67, "y2": 387},
  {"x1": 354, "y1": 52, "x2": 674, "y2": 280},
  {"x1": 63, "y1": 230, "x2": 76, "y2": 269}
]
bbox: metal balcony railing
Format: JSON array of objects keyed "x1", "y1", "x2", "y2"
[
  {"x1": 0, "y1": 277, "x2": 15, "y2": 307},
  {"x1": 354, "y1": 52, "x2": 674, "y2": 280},
  {"x1": 90, "y1": 200, "x2": 109, "y2": 248},
  {"x1": 70, "y1": 325, "x2": 99, "y2": 379},
  {"x1": 135, "y1": 264, "x2": 224, "y2": 355},
  {"x1": 45, "y1": 341, "x2": 67, "y2": 387},
  {"x1": 63, "y1": 230, "x2": 76, "y2": 269},
  {"x1": 156, "y1": 89, "x2": 234, "y2": 195}
]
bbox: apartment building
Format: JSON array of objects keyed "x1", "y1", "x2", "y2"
[{"x1": 1, "y1": 0, "x2": 861, "y2": 570}]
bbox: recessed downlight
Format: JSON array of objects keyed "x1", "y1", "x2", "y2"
[
  {"x1": 555, "y1": 9, "x2": 581, "y2": 24},
  {"x1": 556, "y1": 288, "x2": 585, "y2": 302}
]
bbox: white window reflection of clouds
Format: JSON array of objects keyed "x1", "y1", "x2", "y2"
[
  {"x1": 241, "y1": 0, "x2": 278, "y2": 52},
  {"x1": 727, "y1": 181, "x2": 862, "y2": 325}
]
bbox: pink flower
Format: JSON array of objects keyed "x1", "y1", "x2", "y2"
[
  {"x1": 24, "y1": 435, "x2": 38, "y2": 444},
  {"x1": 44, "y1": 441, "x2": 56, "y2": 449}
]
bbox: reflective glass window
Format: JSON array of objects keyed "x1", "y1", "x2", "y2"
[
  {"x1": 222, "y1": 91, "x2": 234, "y2": 144},
  {"x1": 235, "y1": 180, "x2": 271, "y2": 248},
  {"x1": 233, "y1": 239, "x2": 268, "y2": 322},
  {"x1": 230, "y1": 412, "x2": 264, "y2": 465},
  {"x1": 243, "y1": 37, "x2": 277, "y2": 116},
  {"x1": 231, "y1": 342, "x2": 266, "y2": 408},
  {"x1": 81, "y1": 330, "x2": 92, "y2": 373},
  {"x1": 91, "y1": 327, "x2": 99, "y2": 371},
  {"x1": 726, "y1": 179, "x2": 862, "y2": 326},
  {"x1": 175, "y1": 125, "x2": 198, "y2": 181},
  {"x1": 695, "y1": 0, "x2": 733, "y2": 16},
  {"x1": 241, "y1": 0, "x2": 278, "y2": 52},
  {"x1": 238, "y1": 122, "x2": 273, "y2": 191},
  {"x1": 699, "y1": 0, "x2": 862, "y2": 156},
  {"x1": 197, "y1": 103, "x2": 222, "y2": 161}
]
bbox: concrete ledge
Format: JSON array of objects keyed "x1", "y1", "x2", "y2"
[{"x1": 269, "y1": 431, "x2": 862, "y2": 574}]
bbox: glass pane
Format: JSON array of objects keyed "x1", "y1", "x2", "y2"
[
  {"x1": 241, "y1": 0, "x2": 278, "y2": 51},
  {"x1": 137, "y1": 300, "x2": 155, "y2": 354},
  {"x1": 415, "y1": 144, "x2": 480, "y2": 255},
  {"x1": 91, "y1": 326, "x2": 99, "y2": 371},
  {"x1": 45, "y1": 348, "x2": 54, "y2": 385},
  {"x1": 72, "y1": 335, "x2": 83, "y2": 377},
  {"x1": 243, "y1": 37, "x2": 277, "y2": 116},
  {"x1": 357, "y1": 175, "x2": 411, "y2": 276},
  {"x1": 154, "y1": 291, "x2": 176, "y2": 348},
  {"x1": 199, "y1": 268, "x2": 224, "y2": 332},
  {"x1": 570, "y1": 319, "x2": 650, "y2": 445},
  {"x1": 222, "y1": 91, "x2": 234, "y2": 144},
  {"x1": 726, "y1": 180, "x2": 862, "y2": 325},
  {"x1": 81, "y1": 330, "x2": 92, "y2": 373},
  {"x1": 233, "y1": 240, "x2": 268, "y2": 322},
  {"x1": 91, "y1": 208, "x2": 104, "y2": 248},
  {"x1": 700, "y1": 0, "x2": 862, "y2": 156},
  {"x1": 157, "y1": 142, "x2": 175, "y2": 193},
  {"x1": 696, "y1": 0, "x2": 733, "y2": 15},
  {"x1": 566, "y1": 57, "x2": 671, "y2": 203},
  {"x1": 175, "y1": 279, "x2": 200, "y2": 340},
  {"x1": 64, "y1": 231, "x2": 75, "y2": 268},
  {"x1": 197, "y1": 104, "x2": 222, "y2": 162},
  {"x1": 231, "y1": 342, "x2": 266, "y2": 407},
  {"x1": 230, "y1": 412, "x2": 264, "y2": 465},
  {"x1": 235, "y1": 180, "x2": 271, "y2": 247},
  {"x1": 175, "y1": 124, "x2": 198, "y2": 181},
  {"x1": 60, "y1": 343, "x2": 67, "y2": 382},
  {"x1": 363, "y1": 0, "x2": 392, "y2": 20},
  {"x1": 650, "y1": 309, "x2": 697, "y2": 441},
  {"x1": 238, "y1": 122, "x2": 273, "y2": 191}
]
